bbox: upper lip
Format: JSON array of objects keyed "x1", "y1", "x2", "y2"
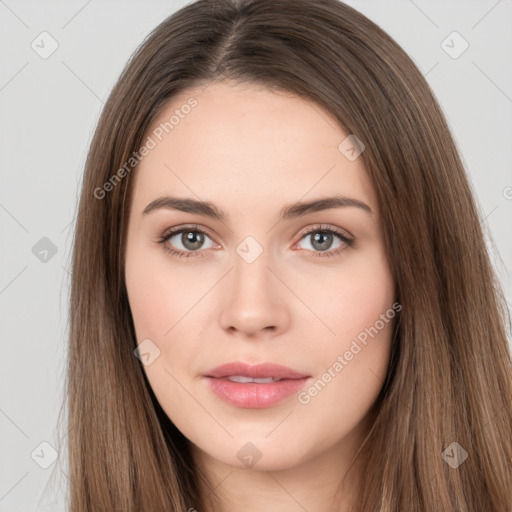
[{"x1": 205, "y1": 362, "x2": 309, "y2": 380}]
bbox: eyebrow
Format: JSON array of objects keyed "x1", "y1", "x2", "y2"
[{"x1": 142, "y1": 194, "x2": 372, "y2": 221}]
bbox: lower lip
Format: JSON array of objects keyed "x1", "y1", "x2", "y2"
[{"x1": 204, "y1": 377, "x2": 309, "y2": 408}]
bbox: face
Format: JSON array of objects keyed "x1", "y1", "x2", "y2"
[{"x1": 124, "y1": 80, "x2": 396, "y2": 474}]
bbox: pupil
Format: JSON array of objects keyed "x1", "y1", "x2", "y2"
[
  {"x1": 312, "y1": 232, "x2": 332, "y2": 251},
  {"x1": 183, "y1": 231, "x2": 204, "y2": 250}
]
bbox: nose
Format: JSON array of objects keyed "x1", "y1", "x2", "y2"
[{"x1": 218, "y1": 250, "x2": 291, "y2": 338}]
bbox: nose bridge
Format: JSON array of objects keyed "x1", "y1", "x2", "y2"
[
  {"x1": 230, "y1": 240, "x2": 275, "y2": 303},
  {"x1": 218, "y1": 236, "x2": 290, "y2": 335}
]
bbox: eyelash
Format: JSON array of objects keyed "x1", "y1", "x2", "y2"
[{"x1": 156, "y1": 223, "x2": 354, "y2": 259}]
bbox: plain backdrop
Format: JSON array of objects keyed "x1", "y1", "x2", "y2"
[{"x1": 1, "y1": 1, "x2": 511, "y2": 510}]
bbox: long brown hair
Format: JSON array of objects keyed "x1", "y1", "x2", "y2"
[{"x1": 64, "y1": 0, "x2": 512, "y2": 510}]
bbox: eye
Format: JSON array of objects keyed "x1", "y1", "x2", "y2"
[
  {"x1": 293, "y1": 225, "x2": 353, "y2": 257},
  {"x1": 157, "y1": 224, "x2": 217, "y2": 258},
  {"x1": 157, "y1": 223, "x2": 354, "y2": 259}
]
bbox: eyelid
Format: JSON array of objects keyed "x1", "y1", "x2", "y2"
[
  {"x1": 159, "y1": 223, "x2": 353, "y2": 244},
  {"x1": 157, "y1": 223, "x2": 354, "y2": 258},
  {"x1": 291, "y1": 224, "x2": 354, "y2": 258},
  {"x1": 294, "y1": 223, "x2": 353, "y2": 244},
  {"x1": 160, "y1": 223, "x2": 216, "y2": 242}
]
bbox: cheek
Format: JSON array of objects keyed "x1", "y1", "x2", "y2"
[
  {"x1": 295, "y1": 274, "x2": 395, "y2": 455},
  {"x1": 124, "y1": 246, "x2": 203, "y2": 404},
  {"x1": 124, "y1": 244, "x2": 209, "y2": 402},
  {"x1": 297, "y1": 247, "x2": 395, "y2": 407},
  {"x1": 125, "y1": 242, "x2": 202, "y2": 341},
  {"x1": 125, "y1": 264, "x2": 166, "y2": 341},
  {"x1": 302, "y1": 245, "x2": 395, "y2": 343}
]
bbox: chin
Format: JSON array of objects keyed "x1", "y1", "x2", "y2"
[{"x1": 199, "y1": 435, "x2": 313, "y2": 472}]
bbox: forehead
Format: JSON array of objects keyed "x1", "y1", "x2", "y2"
[{"x1": 132, "y1": 80, "x2": 377, "y2": 215}]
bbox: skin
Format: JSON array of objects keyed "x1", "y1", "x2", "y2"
[{"x1": 124, "y1": 80, "x2": 396, "y2": 512}]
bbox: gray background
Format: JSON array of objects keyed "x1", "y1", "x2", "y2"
[{"x1": 1, "y1": 1, "x2": 511, "y2": 510}]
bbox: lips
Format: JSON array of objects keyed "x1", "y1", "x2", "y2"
[
  {"x1": 203, "y1": 361, "x2": 310, "y2": 408},
  {"x1": 205, "y1": 361, "x2": 309, "y2": 380}
]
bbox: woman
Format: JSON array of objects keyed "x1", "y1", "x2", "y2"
[{"x1": 67, "y1": 0, "x2": 512, "y2": 510}]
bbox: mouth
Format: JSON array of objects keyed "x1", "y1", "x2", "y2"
[
  {"x1": 221, "y1": 375, "x2": 282, "y2": 383},
  {"x1": 203, "y1": 361, "x2": 311, "y2": 408},
  {"x1": 205, "y1": 361, "x2": 309, "y2": 380}
]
